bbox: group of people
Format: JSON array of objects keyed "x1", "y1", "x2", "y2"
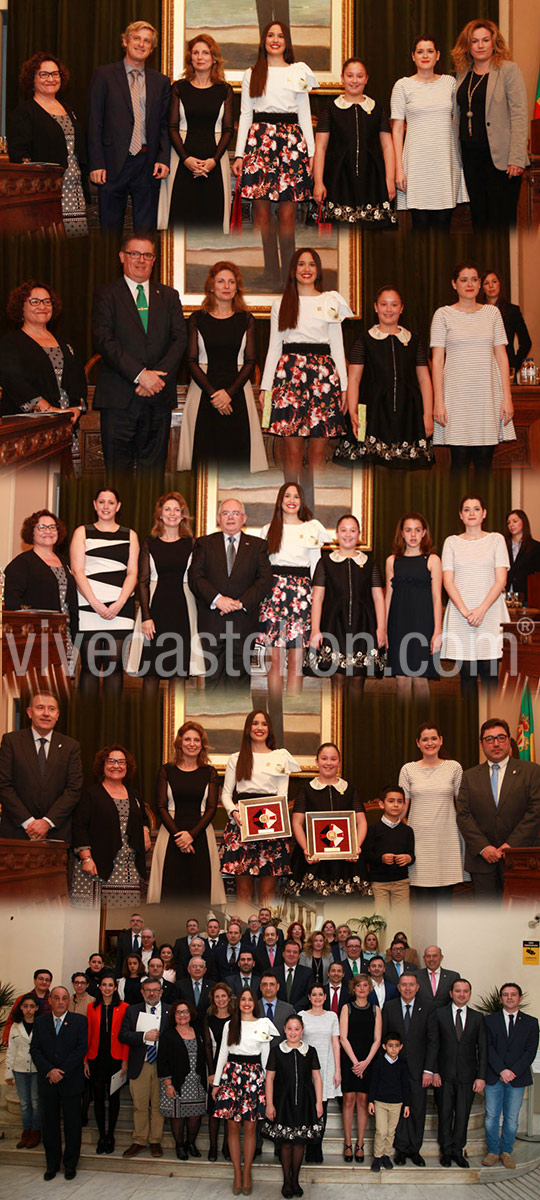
[
  {"x1": 4, "y1": 485, "x2": 539, "y2": 691},
  {"x1": 5, "y1": 927, "x2": 538, "y2": 1185},
  {"x1": 0, "y1": 247, "x2": 532, "y2": 476},
  {"x1": 1, "y1": 693, "x2": 539, "y2": 905},
  {"x1": 7, "y1": 18, "x2": 530, "y2": 248}
]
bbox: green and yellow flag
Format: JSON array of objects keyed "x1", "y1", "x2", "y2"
[{"x1": 517, "y1": 681, "x2": 535, "y2": 761}]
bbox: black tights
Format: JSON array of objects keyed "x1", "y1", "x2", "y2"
[
  {"x1": 410, "y1": 208, "x2": 453, "y2": 231},
  {"x1": 460, "y1": 658, "x2": 499, "y2": 696},
  {"x1": 79, "y1": 635, "x2": 126, "y2": 698},
  {"x1": 92, "y1": 1078, "x2": 121, "y2": 1138},
  {"x1": 170, "y1": 1115, "x2": 202, "y2": 1147},
  {"x1": 281, "y1": 1141, "x2": 304, "y2": 1189},
  {"x1": 209, "y1": 1114, "x2": 229, "y2": 1154}
]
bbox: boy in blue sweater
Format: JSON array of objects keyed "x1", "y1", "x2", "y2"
[
  {"x1": 368, "y1": 1033, "x2": 410, "y2": 1171},
  {"x1": 363, "y1": 786, "x2": 415, "y2": 922}
]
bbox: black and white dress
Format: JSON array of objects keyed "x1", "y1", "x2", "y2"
[
  {"x1": 236, "y1": 63, "x2": 317, "y2": 203},
  {"x1": 167, "y1": 79, "x2": 234, "y2": 230},
  {"x1": 430, "y1": 306, "x2": 515, "y2": 448},
  {"x1": 52, "y1": 113, "x2": 88, "y2": 237},
  {"x1": 76, "y1": 524, "x2": 135, "y2": 639},
  {"x1": 258, "y1": 519, "x2": 326, "y2": 648},
  {"x1": 317, "y1": 94, "x2": 397, "y2": 225},
  {"x1": 390, "y1": 75, "x2": 467, "y2": 212},
  {"x1": 261, "y1": 1042, "x2": 323, "y2": 1142}
]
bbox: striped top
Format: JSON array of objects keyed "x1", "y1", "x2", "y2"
[
  {"x1": 390, "y1": 74, "x2": 467, "y2": 210},
  {"x1": 77, "y1": 524, "x2": 135, "y2": 633},
  {"x1": 441, "y1": 532, "x2": 510, "y2": 661},
  {"x1": 430, "y1": 305, "x2": 515, "y2": 446},
  {"x1": 398, "y1": 759, "x2": 464, "y2": 887}
]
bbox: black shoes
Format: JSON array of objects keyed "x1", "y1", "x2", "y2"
[
  {"x1": 64, "y1": 1169, "x2": 76, "y2": 1180},
  {"x1": 440, "y1": 1154, "x2": 453, "y2": 1167},
  {"x1": 96, "y1": 1137, "x2": 106, "y2": 1154},
  {"x1": 452, "y1": 1151, "x2": 469, "y2": 1168},
  {"x1": 43, "y1": 1171, "x2": 57, "y2": 1181},
  {"x1": 410, "y1": 1153, "x2": 426, "y2": 1166},
  {"x1": 371, "y1": 1158, "x2": 381, "y2": 1172},
  {"x1": 186, "y1": 1142, "x2": 201, "y2": 1158},
  {"x1": 394, "y1": 1152, "x2": 407, "y2": 1165},
  {"x1": 381, "y1": 1156, "x2": 393, "y2": 1170},
  {"x1": 208, "y1": 1148, "x2": 218, "y2": 1161},
  {"x1": 176, "y1": 1143, "x2": 188, "y2": 1160}
]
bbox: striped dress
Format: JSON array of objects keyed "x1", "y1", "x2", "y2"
[
  {"x1": 398, "y1": 759, "x2": 464, "y2": 887},
  {"x1": 441, "y1": 532, "x2": 510, "y2": 661},
  {"x1": 76, "y1": 524, "x2": 135, "y2": 634},
  {"x1": 430, "y1": 305, "x2": 515, "y2": 447},
  {"x1": 390, "y1": 75, "x2": 467, "y2": 211}
]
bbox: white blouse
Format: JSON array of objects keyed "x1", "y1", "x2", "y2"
[
  {"x1": 259, "y1": 519, "x2": 327, "y2": 572},
  {"x1": 213, "y1": 1017, "x2": 278, "y2": 1084},
  {"x1": 235, "y1": 63, "x2": 318, "y2": 158},
  {"x1": 221, "y1": 747, "x2": 300, "y2": 815},
  {"x1": 261, "y1": 293, "x2": 352, "y2": 391}
]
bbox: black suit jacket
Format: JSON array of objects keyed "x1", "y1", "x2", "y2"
[
  {"x1": 457, "y1": 759, "x2": 540, "y2": 874},
  {"x1": 0, "y1": 726, "x2": 83, "y2": 842},
  {"x1": 188, "y1": 531, "x2": 272, "y2": 641},
  {"x1": 323, "y1": 982, "x2": 349, "y2": 1015},
  {"x1": 92, "y1": 276, "x2": 186, "y2": 412},
  {"x1": 227, "y1": 973, "x2": 261, "y2": 997},
  {"x1": 30, "y1": 1011, "x2": 87, "y2": 1095},
  {"x1": 115, "y1": 930, "x2": 148, "y2": 977},
  {"x1": 156, "y1": 1026, "x2": 207, "y2": 1092},
  {"x1": 0, "y1": 329, "x2": 87, "y2": 417},
  {"x1": 507, "y1": 538, "x2": 540, "y2": 602},
  {"x1": 258, "y1": 998, "x2": 295, "y2": 1048},
  {"x1": 485, "y1": 1009, "x2": 539, "y2": 1087},
  {"x1": 213, "y1": 942, "x2": 245, "y2": 980},
  {"x1": 176, "y1": 979, "x2": 212, "y2": 1024},
  {"x1": 119, "y1": 1001, "x2": 170, "y2": 1079},
  {"x1": 427, "y1": 1004, "x2": 488, "y2": 1083},
  {"x1": 87, "y1": 60, "x2": 170, "y2": 179},
  {"x1": 501, "y1": 302, "x2": 532, "y2": 372},
  {"x1": 416, "y1": 968, "x2": 460, "y2": 1010},
  {"x1": 276, "y1": 964, "x2": 313, "y2": 1012},
  {"x1": 4, "y1": 548, "x2": 79, "y2": 639},
  {"x1": 255, "y1": 944, "x2": 284, "y2": 974},
  {"x1": 383, "y1": 961, "x2": 419, "y2": 989},
  {"x1": 72, "y1": 782, "x2": 148, "y2": 882},
  {"x1": 382, "y1": 997, "x2": 436, "y2": 1080},
  {"x1": 7, "y1": 97, "x2": 87, "y2": 181}
]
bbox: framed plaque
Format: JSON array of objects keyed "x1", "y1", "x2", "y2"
[
  {"x1": 239, "y1": 795, "x2": 292, "y2": 842},
  {"x1": 305, "y1": 809, "x2": 357, "y2": 859}
]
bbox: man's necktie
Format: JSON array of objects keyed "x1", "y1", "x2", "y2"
[
  {"x1": 455, "y1": 1009, "x2": 463, "y2": 1041},
  {"x1": 268, "y1": 948, "x2": 275, "y2": 966},
  {"x1": 146, "y1": 1005, "x2": 157, "y2": 1063},
  {"x1": 136, "y1": 283, "x2": 148, "y2": 332},
  {"x1": 286, "y1": 969, "x2": 293, "y2": 1001},
  {"x1": 508, "y1": 1014, "x2": 515, "y2": 1036},
  {"x1": 430, "y1": 972, "x2": 438, "y2": 997},
  {"x1": 37, "y1": 737, "x2": 47, "y2": 777},
  {"x1": 242, "y1": 977, "x2": 249, "y2": 988},
  {"x1": 129, "y1": 69, "x2": 144, "y2": 155},
  {"x1": 252, "y1": 936, "x2": 257, "y2": 949},
  {"x1": 55, "y1": 1017, "x2": 62, "y2": 1035},
  {"x1": 396, "y1": 962, "x2": 402, "y2": 977},
  {"x1": 331, "y1": 988, "x2": 339, "y2": 1015},
  {"x1": 229, "y1": 947, "x2": 237, "y2": 966},
  {"x1": 352, "y1": 960, "x2": 358, "y2": 976},
  {"x1": 227, "y1": 536, "x2": 236, "y2": 576},
  {"x1": 490, "y1": 762, "x2": 500, "y2": 805},
  {"x1": 133, "y1": 934, "x2": 140, "y2": 952},
  {"x1": 403, "y1": 1004, "x2": 411, "y2": 1033},
  {"x1": 266, "y1": 1004, "x2": 273, "y2": 1020},
  {"x1": 194, "y1": 982, "x2": 201, "y2": 1006}
]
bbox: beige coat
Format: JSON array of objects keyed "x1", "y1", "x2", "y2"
[{"x1": 454, "y1": 60, "x2": 529, "y2": 170}]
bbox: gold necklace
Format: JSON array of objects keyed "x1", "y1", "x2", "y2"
[{"x1": 466, "y1": 70, "x2": 487, "y2": 137}]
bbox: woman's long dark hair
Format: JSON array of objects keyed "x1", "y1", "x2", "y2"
[
  {"x1": 227, "y1": 986, "x2": 260, "y2": 1045},
  {"x1": 480, "y1": 268, "x2": 510, "y2": 313},
  {"x1": 121, "y1": 954, "x2": 145, "y2": 979},
  {"x1": 266, "y1": 482, "x2": 313, "y2": 556},
  {"x1": 91, "y1": 973, "x2": 123, "y2": 1010},
  {"x1": 278, "y1": 248, "x2": 323, "y2": 332},
  {"x1": 505, "y1": 509, "x2": 533, "y2": 555},
  {"x1": 392, "y1": 512, "x2": 434, "y2": 558},
  {"x1": 236, "y1": 710, "x2": 276, "y2": 782},
  {"x1": 250, "y1": 21, "x2": 295, "y2": 98}
]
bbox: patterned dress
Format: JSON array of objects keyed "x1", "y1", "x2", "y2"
[
  {"x1": 159, "y1": 1035, "x2": 207, "y2": 1118},
  {"x1": 219, "y1": 749, "x2": 299, "y2": 877},
  {"x1": 258, "y1": 519, "x2": 326, "y2": 648},
  {"x1": 213, "y1": 1018, "x2": 277, "y2": 1121},
  {"x1": 71, "y1": 791, "x2": 144, "y2": 908},
  {"x1": 261, "y1": 1043, "x2": 323, "y2": 1142},
  {"x1": 52, "y1": 113, "x2": 88, "y2": 237}
]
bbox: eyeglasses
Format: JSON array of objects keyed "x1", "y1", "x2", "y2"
[
  {"x1": 482, "y1": 734, "x2": 508, "y2": 745},
  {"x1": 35, "y1": 523, "x2": 57, "y2": 532},
  {"x1": 37, "y1": 70, "x2": 61, "y2": 80},
  {"x1": 106, "y1": 757, "x2": 127, "y2": 766},
  {"x1": 27, "y1": 298, "x2": 53, "y2": 308},
  {"x1": 124, "y1": 251, "x2": 155, "y2": 261}
]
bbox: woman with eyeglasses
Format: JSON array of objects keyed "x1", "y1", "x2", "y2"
[
  {"x1": 0, "y1": 281, "x2": 87, "y2": 468},
  {"x1": 3, "y1": 509, "x2": 79, "y2": 675},
  {"x1": 70, "y1": 743, "x2": 151, "y2": 907},
  {"x1": 8, "y1": 53, "x2": 88, "y2": 236}
]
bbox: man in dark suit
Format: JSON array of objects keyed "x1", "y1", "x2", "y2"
[
  {"x1": 0, "y1": 692, "x2": 82, "y2": 844},
  {"x1": 115, "y1": 912, "x2": 145, "y2": 976},
  {"x1": 175, "y1": 935, "x2": 216, "y2": 980},
  {"x1": 92, "y1": 233, "x2": 186, "y2": 474},
  {"x1": 172, "y1": 918, "x2": 201, "y2": 970},
  {"x1": 258, "y1": 907, "x2": 284, "y2": 946},
  {"x1": 457, "y1": 718, "x2": 540, "y2": 898},
  {"x1": 324, "y1": 961, "x2": 349, "y2": 1015},
  {"x1": 382, "y1": 972, "x2": 437, "y2": 1166},
  {"x1": 119, "y1": 978, "x2": 170, "y2": 1157},
  {"x1": 276, "y1": 941, "x2": 313, "y2": 1012},
  {"x1": 367, "y1": 955, "x2": 399, "y2": 1008},
  {"x1": 87, "y1": 20, "x2": 170, "y2": 231},
  {"x1": 30, "y1": 986, "x2": 87, "y2": 1181},
  {"x1": 205, "y1": 917, "x2": 225, "y2": 957},
  {"x1": 483, "y1": 981, "x2": 539, "y2": 1168},
  {"x1": 227, "y1": 951, "x2": 261, "y2": 996},
  {"x1": 332, "y1": 924, "x2": 351, "y2": 962},
  {"x1": 241, "y1": 914, "x2": 264, "y2": 954},
  {"x1": 212, "y1": 920, "x2": 244, "y2": 978},
  {"x1": 188, "y1": 498, "x2": 271, "y2": 691},
  {"x1": 416, "y1": 946, "x2": 460, "y2": 1009},
  {"x1": 426, "y1": 979, "x2": 488, "y2": 1167},
  {"x1": 385, "y1": 939, "x2": 419, "y2": 988},
  {"x1": 143, "y1": 957, "x2": 177, "y2": 1005},
  {"x1": 341, "y1": 934, "x2": 366, "y2": 982},
  {"x1": 255, "y1": 924, "x2": 285, "y2": 974},
  {"x1": 176, "y1": 958, "x2": 212, "y2": 1026}
]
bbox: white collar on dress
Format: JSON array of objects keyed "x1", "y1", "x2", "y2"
[
  {"x1": 311, "y1": 776, "x2": 348, "y2": 794},
  {"x1": 279, "y1": 1039, "x2": 310, "y2": 1056},
  {"x1": 368, "y1": 324, "x2": 411, "y2": 345},
  {"x1": 329, "y1": 549, "x2": 367, "y2": 566},
  {"x1": 334, "y1": 93, "x2": 375, "y2": 114}
]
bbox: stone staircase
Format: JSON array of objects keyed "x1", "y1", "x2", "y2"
[{"x1": 1, "y1": 1091, "x2": 539, "y2": 1185}]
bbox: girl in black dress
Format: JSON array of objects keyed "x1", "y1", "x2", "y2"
[
  {"x1": 339, "y1": 975, "x2": 382, "y2": 1163},
  {"x1": 148, "y1": 722, "x2": 222, "y2": 904},
  {"x1": 178, "y1": 261, "x2": 267, "y2": 472},
  {"x1": 309, "y1": 514, "x2": 386, "y2": 683},
  {"x1": 168, "y1": 35, "x2": 233, "y2": 228},
  {"x1": 134, "y1": 492, "x2": 194, "y2": 692},
  {"x1": 288, "y1": 742, "x2": 368, "y2": 896},
  {"x1": 336, "y1": 286, "x2": 434, "y2": 467},
  {"x1": 263, "y1": 1014, "x2": 323, "y2": 1198},
  {"x1": 203, "y1": 983, "x2": 235, "y2": 1162},
  {"x1": 313, "y1": 58, "x2": 396, "y2": 225},
  {"x1": 385, "y1": 511, "x2": 442, "y2": 700}
]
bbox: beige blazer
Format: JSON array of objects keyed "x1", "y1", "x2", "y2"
[{"x1": 454, "y1": 60, "x2": 529, "y2": 170}]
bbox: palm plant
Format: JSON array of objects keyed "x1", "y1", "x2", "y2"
[{"x1": 0, "y1": 980, "x2": 17, "y2": 1038}]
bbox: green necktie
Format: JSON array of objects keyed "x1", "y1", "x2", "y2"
[
  {"x1": 136, "y1": 283, "x2": 148, "y2": 332},
  {"x1": 352, "y1": 960, "x2": 359, "y2": 975}
]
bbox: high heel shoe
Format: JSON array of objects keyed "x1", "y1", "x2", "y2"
[
  {"x1": 343, "y1": 1144, "x2": 353, "y2": 1163},
  {"x1": 354, "y1": 1142, "x2": 364, "y2": 1162},
  {"x1": 187, "y1": 1142, "x2": 201, "y2": 1158},
  {"x1": 233, "y1": 1179, "x2": 242, "y2": 1195}
]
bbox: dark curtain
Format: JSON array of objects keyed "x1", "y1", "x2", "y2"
[{"x1": 58, "y1": 469, "x2": 197, "y2": 547}]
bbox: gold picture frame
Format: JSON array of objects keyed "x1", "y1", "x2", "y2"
[
  {"x1": 305, "y1": 808, "x2": 358, "y2": 860},
  {"x1": 239, "y1": 794, "x2": 292, "y2": 841}
]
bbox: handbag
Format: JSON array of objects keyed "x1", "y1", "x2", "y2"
[
  {"x1": 231, "y1": 172, "x2": 243, "y2": 232},
  {"x1": 316, "y1": 201, "x2": 332, "y2": 238}
]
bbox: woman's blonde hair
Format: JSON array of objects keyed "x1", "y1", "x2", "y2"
[
  {"x1": 184, "y1": 34, "x2": 226, "y2": 84},
  {"x1": 452, "y1": 19, "x2": 511, "y2": 74}
]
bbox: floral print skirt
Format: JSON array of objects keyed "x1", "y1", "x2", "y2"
[
  {"x1": 266, "y1": 352, "x2": 346, "y2": 438},
  {"x1": 259, "y1": 571, "x2": 313, "y2": 648},
  {"x1": 241, "y1": 121, "x2": 312, "y2": 203},
  {"x1": 213, "y1": 1058, "x2": 266, "y2": 1122},
  {"x1": 220, "y1": 814, "x2": 291, "y2": 877}
]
